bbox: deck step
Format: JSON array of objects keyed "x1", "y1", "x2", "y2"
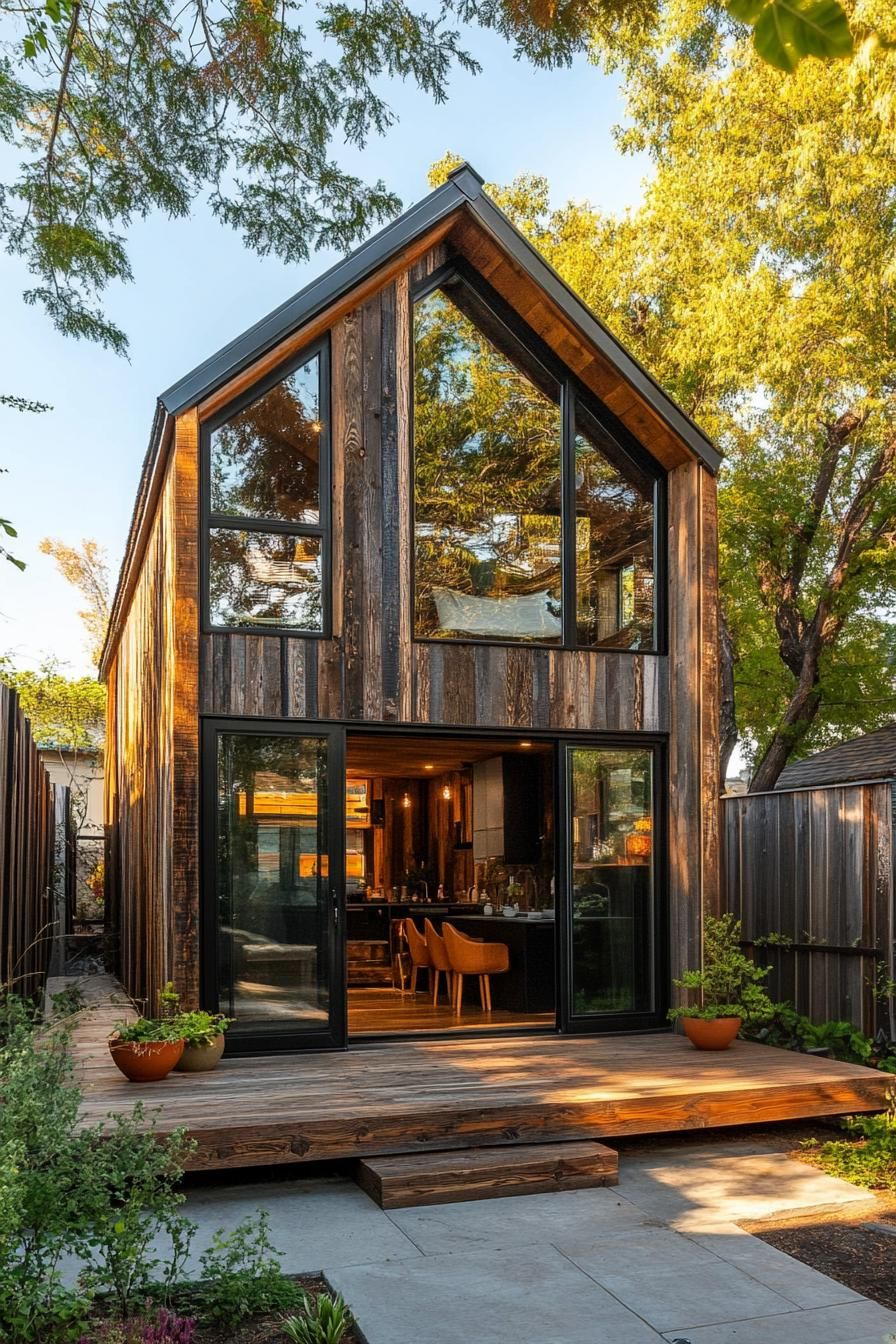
[{"x1": 354, "y1": 1140, "x2": 619, "y2": 1208}]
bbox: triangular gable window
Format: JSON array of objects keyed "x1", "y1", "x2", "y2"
[{"x1": 413, "y1": 265, "x2": 660, "y2": 649}]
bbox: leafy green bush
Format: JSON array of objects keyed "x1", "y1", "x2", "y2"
[
  {"x1": 110, "y1": 1018, "x2": 184, "y2": 1045},
  {"x1": 0, "y1": 991, "x2": 195, "y2": 1340},
  {"x1": 0, "y1": 992, "x2": 91, "y2": 1341},
  {"x1": 282, "y1": 1290, "x2": 354, "y2": 1344},
  {"x1": 172, "y1": 1011, "x2": 232, "y2": 1048},
  {"x1": 816, "y1": 1087, "x2": 896, "y2": 1192},
  {"x1": 668, "y1": 913, "x2": 775, "y2": 1025},
  {"x1": 72, "y1": 1110, "x2": 196, "y2": 1318},
  {"x1": 191, "y1": 1212, "x2": 303, "y2": 1326}
]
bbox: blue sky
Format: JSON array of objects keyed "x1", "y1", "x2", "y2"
[{"x1": 0, "y1": 34, "x2": 649, "y2": 677}]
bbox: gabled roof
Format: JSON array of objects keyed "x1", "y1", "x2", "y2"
[
  {"x1": 160, "y1": 163, "x2": 721, "y2": 472},
  {"x1": 776, "y1": 725, "x2": 896, "y2": 789},
  {"x1": 100, "y1": 162, "x2": 722, "y2": 677}
]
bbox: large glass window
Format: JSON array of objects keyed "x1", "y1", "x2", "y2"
[
  {"x1": 206, "y1": 348, "x2": 327, "y2": 632},
  {"x1": 414, "y1": 285, "x2": 563, "y2": 642},
  {"x1": 215, "y1": 731, "x2": 332, "y2": 1031},
  {"x1": 413, "y1": 272, "x2": 659, "y2": 648},
  {"x1": 567, "y1": 746, "x2": 655, "y2": 1018}
]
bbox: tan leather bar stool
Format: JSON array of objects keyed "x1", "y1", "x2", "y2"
[
  {"x1": 443, "y1": 921, "x2": 510, "y2": 1014},
  {"x1": 424, "y1": 918, "x2": 455, "y2": 1006}
]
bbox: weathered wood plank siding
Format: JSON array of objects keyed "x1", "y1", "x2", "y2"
[
  {"x1": 723, "y1": 782, "x2": 895, "y2": 1035},
  {"x1": 0, "y1": 683, "x2": 57, "y2": 998},
  {"x1": 667, "y1": 460, "x2": 721, "y2": 993},
  {"x1": 104, "y1": 415, "x2": 200, "y2": 1011}
]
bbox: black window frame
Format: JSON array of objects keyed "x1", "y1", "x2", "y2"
[
  {"x1": 411, "y1": 260, "x2": 666, "y2": 655},
  {"x1": 200, "y1": 336, "x2": 332, "y2": 639}
]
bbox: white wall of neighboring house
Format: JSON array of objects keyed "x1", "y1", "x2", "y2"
[{"x1": 39, "y1": 747, "x2": 104, "y2": 839}]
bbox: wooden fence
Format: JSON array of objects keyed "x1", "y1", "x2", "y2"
[
  {"x1": 0, "y1": 683, "x2": 59, "y2": 998},
  {"x1": 723, "y1": 781, "x2": 895, "y2": 1037}
]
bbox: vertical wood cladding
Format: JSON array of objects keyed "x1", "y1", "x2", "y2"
[
  {"x1": 724, "y1": 782, "x2": 894, "y2": 1035},
  {"x1": 199, "y1": 252, "x2": 672, "y2": 735},
  {"x1": 104, "y1": 415, "x2": 200, "y2": 1011}
]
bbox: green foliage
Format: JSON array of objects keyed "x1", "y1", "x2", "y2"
[
  {"x1": 172, "y1": 1011, "x2": 232, "y2": 1048},
  {"x1": 0, "y1": 658, "x2": 105, "y2": 751},
  {"x1": 816, "y1": 1087, "x2": 896, "y2": 1190},
  {"x1": 191, "y1": 1213, "x2": 303, "y2": 1326},
  {"x1": 0, "y1": 993, "x2": 92, "y2": 1342},
  {"x1": 282, "y1": 1291, "x2": 354, "y2": 1344},
  {"x1": 727, "y1": 0, "x2": 854, "y2": 71},
  {"x1": 71, "y1": 1113, "x2": 195, "y2": 1319},
  {"x1": 0, "y1": 0, "x2": 612, "y2": 357},
  {"x1": 669, "y1": 912, "x2": 775, "y2": 1024},
  {"x1": 111, "y1": 1017, "x2": 184, "y2": 1045}
]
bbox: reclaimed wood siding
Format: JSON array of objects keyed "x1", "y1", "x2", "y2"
[
  {"x1": 724, "y1": 782, "x2": 895, "y2": 1034},
  {"x1": 199, "y1": 259, "x2": 670, "y2": 735},
  {"x1": 0, "y1": 683, "x2": 57, "y2": 998},
  {"x1": 105, "y1": 414, "x2": 200, "y2": 1011},
  {"x1": 667, "y1": 460, "x2": 721, "y2": 993}
]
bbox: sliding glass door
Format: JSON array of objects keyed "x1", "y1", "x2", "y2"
[
  {"x1": 561, "y1": 742, "x2": 664, "y2": 1031},
  {"x1": 202, "y1": 721, "x2": 345, "y2": 1051}
]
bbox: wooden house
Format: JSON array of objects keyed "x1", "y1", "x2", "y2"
[{"x1": 100, "y1": 163, "x2": 723, "y2": 1055}]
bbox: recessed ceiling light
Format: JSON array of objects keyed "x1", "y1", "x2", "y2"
[
  {"x1": 519, "y1": 740, "x2": 532, "y2": 748},
  {"x1": 423, "y1": 763, "x2": 434, "y2": 770}
]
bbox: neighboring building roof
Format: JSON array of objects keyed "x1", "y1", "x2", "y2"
[{"x1": 776, "y1": 725, "x2": 896, "y2": 789}]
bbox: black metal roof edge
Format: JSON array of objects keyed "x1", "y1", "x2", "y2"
[
  {"x1": 466, "y1": 193, "x2": 722, "y2": 474},
  {"x1": 98, "y1": 400, "x2": 170, "y2": 678},
  {"x1": 159, "y1": 167, "x2": 481, "y2": 416}
]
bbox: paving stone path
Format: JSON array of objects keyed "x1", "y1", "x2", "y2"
[{"x1": 169, "y1": 1139, "x2": 896, "y2": 1344}]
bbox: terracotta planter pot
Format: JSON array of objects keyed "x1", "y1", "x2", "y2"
[
  {"x1": 175, "y1": 1033, "x2": 226, "y2": 1073},
  {"x1": 682, "y1": 1016, "x2": 742, "y2": 1051},
  {"x1": 108, "y1": 1036, "x2": 184, "y2": 1082}
]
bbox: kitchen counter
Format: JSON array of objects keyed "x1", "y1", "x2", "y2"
[{"x1": 450, "y1": 914, "x2": 555, "y2": 1014}]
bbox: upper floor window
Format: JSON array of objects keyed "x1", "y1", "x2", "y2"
[
  {"x1": 413, "y1": 269, "x2": 659, "y2": 649},
  {"x1": 204, "y1": 344, "x2": 329, "y2": 634}
]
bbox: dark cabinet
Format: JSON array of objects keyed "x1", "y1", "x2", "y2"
[{"x1": 472, "y1": 755, "x2": 541, "y2": 864}]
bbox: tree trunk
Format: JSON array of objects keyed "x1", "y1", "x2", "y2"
[
  {"x1": 719, "y1": 610, "x2": 738, "y2": 789},
  {"x1": 749, "y1": 674, "x2": 822, "y2": 792}
]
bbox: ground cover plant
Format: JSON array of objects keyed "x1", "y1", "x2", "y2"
[
  {"x1": 0, "y1": 990, "x2": 352, "y2": 1344},
  {"x1": 809, "y1": 1087, "x2": 896, "y2": 1193}
]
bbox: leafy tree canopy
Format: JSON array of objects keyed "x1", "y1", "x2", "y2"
[
  {"x1": 0, "y1": 657, "x2": 105, "y2": 750},
  {"x1": 429, "y1": 0, "x2": 896, "y2": 783}
]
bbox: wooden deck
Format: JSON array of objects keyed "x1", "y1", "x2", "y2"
[{"x1": 72, "y1": 986, "x2": 892, "y2": 1174}]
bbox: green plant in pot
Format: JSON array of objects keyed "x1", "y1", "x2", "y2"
[
  {"x1": 108, "y1": 1015, "x2": 186, "y2": 1081},
  {"x1": 669, "y1": 913, "x2": 774, "y2": 1050},
  {"x1": 173, "y1": 1009, "x2": 233, "y2": 1072}
]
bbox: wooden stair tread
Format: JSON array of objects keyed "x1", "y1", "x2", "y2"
[{"x1": 355, "y1": 1140, "x2": 618, "y2": 1208}]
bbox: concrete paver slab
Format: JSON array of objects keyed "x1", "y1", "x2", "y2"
[
  {"x1": 328, "y1": 1244, "x2": 667, "y2": 1344},
  {"x1": 384, "y1": 1186, "x2": 652, "y2": 1255},
  {"x1": 660, "y1": 1300, "x2": 896, "y2": 1343}
]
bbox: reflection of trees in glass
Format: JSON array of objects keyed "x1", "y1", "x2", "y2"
[
  {"x1": 210, "y1": 357, "x2": 320, "y2": 523},
  {"x1": 575, "y1": 422, "x2": 655, "y2": 647},
  {"x1": 413, "y1": 285, "x2": 657, "y2": 648},
  {"x1": 208, "y1": 530, "x2": 322, "y2": 630},
  {"x1": 414, "y1": 288, "x2": 562, "y2": 639}
]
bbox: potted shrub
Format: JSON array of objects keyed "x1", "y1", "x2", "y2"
[
  {"x1": 108, "y1": 1016, "x2": 185, "y2": 1081},
  {"x1": 669, "y1": 912, "x2": 774, "y2": 1050},
  {"x1": 173, "y1": 1010, "x2": 233, "y2": 1072}
]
